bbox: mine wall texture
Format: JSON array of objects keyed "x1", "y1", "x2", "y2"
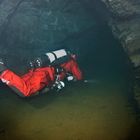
[{"x1": 101, "y1": 0, "x2": 140, "y2": 111}]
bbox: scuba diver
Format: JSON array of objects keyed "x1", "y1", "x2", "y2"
[{"x1": 0, "y1": 49, "x2": 83, "y2": 97}]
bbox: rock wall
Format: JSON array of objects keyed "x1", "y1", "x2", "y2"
[
  {"x1": 100, "y1": 0, "x2": 140, "y2": 112},
  {"x1": 101, "y1": 0, "x2": 140, "y2": 67},
  {"x1": 1, "y1": 0, "x2": 139, "y2": 70},
  {"x1": 0, "y1": 0, "x2": 95, "y2": 73}
]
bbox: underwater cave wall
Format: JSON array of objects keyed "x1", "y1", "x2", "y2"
[
  {"x1": 101, "y1": 0, "x2": 140, "y2": 67},
  {"x1": 0, "y1": 0, "x2": 95, "y2": 73},
  {"x1": 100, "y1": 0, "x2": 140, "y2": 110}
]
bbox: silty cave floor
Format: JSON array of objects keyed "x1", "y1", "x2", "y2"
[{"x1": 0, "y1": 79, "x2": 138, "y2": 140}]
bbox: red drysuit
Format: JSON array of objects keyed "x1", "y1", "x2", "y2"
[{"x1": 0, "y1": 58, "x2": 82, "y2": 97}]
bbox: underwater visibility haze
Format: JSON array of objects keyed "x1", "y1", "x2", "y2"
[{"x1": 0, "y1": 0, "x2": 139, "y2": 140}]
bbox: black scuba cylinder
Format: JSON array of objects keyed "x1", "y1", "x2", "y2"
[{"x1": 30, "y1": 49, "x2": 71, "y2": 68}]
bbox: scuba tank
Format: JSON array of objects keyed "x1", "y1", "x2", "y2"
[
  {"x1": 45, "y1": 49, "x2": 71, "y2": 66},
  {"x1": 45, "y1": 49, "x2": 68, "y2": 63},
  {"x1": 32, "y1": 49, "x2": 71, "y2": 68}
]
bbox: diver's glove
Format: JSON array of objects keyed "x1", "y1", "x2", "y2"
[
  {"x1": 66, "y1": 73, "x2": 77, "y2": 82},
  {"x1": 67, "y1": 76, "x2": 75, "y2": 82}
]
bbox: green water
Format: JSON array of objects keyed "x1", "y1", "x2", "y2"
[
  {"x1": 0, "y1": 80, "x2": 137, "y2": 140},
  {"x1": 0, "y1": 7, "x2": 138, "y2": 140}
]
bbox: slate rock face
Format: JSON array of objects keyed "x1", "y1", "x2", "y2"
[
  {"x1": 101, "y1": 0, "x2": 140, "y2": 112},
  {"x1": 0, "y1": 0, "x2": 95, "y2": 73},
  {"x1": 101, "y1": 0, "x2": 140, "y2": 67}
]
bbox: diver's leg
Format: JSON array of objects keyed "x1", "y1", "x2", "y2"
[{"x1": 0, "y1": 70, "x2": 31, "y2": 97}]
